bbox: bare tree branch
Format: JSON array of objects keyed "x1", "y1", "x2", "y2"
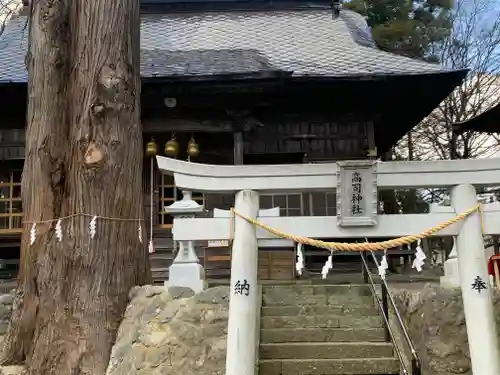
[
  {"x1": 393, "y1": 0, "x2": 500, "y2": 205},
  {"x1": 398, "y1": 0, "x2": 500, "y2": 163},
  {"x1": 0, "y1": 0, "x2": 23, "y2": 36}
]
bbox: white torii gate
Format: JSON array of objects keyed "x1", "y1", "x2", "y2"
[
  {"x1": 433, "y1": 202, "x2": 499, "y2": 287},
  {"x1": 157, "y1": 156, "x2": 500, "y2": 375}
]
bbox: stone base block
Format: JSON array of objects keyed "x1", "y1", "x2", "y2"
[
  {"x1": 166, "y1": 262, "x2": 205, "y2": 294},
  {"x1": 440, "y1": 258, "x2": 460, "y2": 288}
]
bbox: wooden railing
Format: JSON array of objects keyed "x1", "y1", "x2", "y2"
[
  {"x1": 0, "y1": 170, "x2": 206, "y2": 235},
  {"x1": 0, "y1": 172, "x2": 22, "y2": 234}
]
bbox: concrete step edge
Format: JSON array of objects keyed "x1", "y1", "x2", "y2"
[
  {"x1": 259, "y1": 329, "x2": 387, "y2": 343},
  {"x1": 260, "y1": 341, "x2": 392, "y2": 347},
  {"x1": 259, "y1": 358, "x2": 398, "y2": 363},
  {"x1": 260, "y1": 327, "x2": 385, "y2": 331},
  {"x1": 263, "y1": 284, "x2": 371, "y2": 287},
  {"x1": 258, "y1": 357, "x2": 400, "y2": 375},
  {"x1": 262, "y1": 301, "x2": 376, "y2": 307},
  {"x1": 261, "y1": 313, "x2": 381, "y2": 319},
  {"x1": 261, "y1": 304, "x2": 376, "y2": 308},
  {"x1": 262, "y1": 304, "x2": 373, "y2": 310},
  {"x1": 260, "y1": 307, "x2": 378, "y2": 316}
]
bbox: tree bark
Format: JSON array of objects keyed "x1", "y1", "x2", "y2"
[{"x1": 1, "y1": 0, "x2": 150, "y2": 374}]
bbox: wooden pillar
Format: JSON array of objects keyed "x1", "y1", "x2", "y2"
[
  {"x1": 203, "y1": 123, "x2": 244, "y2": 211},
  {"x1": 366, "y1": 120, "x2": 377, "y2": 158},
  {"x1": 143, "y1": 158, "x2": 158, "y2": 239},
  {"x1": 233, "y1": 131, "x2": 243, "y2": 165},
  {"x1": 228, "y1": 109, "x2": 247, "y2": 166}
]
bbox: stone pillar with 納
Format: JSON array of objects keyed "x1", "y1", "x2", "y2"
[
  {"x1": 225, "y1": 189, "x2": 259, "y2": 375},
  {"x1": 451, "y1": 184, "x2": 500, "y2": 375},
  {"x1": 165, "y1": 190, "x2": 205, "y2": 293}
]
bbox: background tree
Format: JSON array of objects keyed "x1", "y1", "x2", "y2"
[
  {"x1": 347, "y1": 0, "x2": 500, "y2": 208},
  {"x1": 0, "y1": 0, "x2": 23, "y2": 35},
  {"x1": 344, "y1": 0, "x2": 453, "y2": 60},
  {"x1": 344, "y1": 0, "x2": 456, "y2": 218},
  {"x1": 403, "y1": 0, "x2": 500, "y2": 162},
  {"x1": 347, "y1": 0, "x2": 500, "y2": 260},
  {"x1": 0, "y1": 0, "x2": 151, "y2": 374},
  {"x1": 394, "y1": 0, "x2": 500, "y2": 256}
]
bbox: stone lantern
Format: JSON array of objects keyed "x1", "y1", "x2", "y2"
[{"x1": 165, "y1": 190, "x2": 205, "y2": 293}]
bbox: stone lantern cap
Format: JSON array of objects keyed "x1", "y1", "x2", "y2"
[{"x1": 164, "y1": 190, "x2": 205, "y2": 215}]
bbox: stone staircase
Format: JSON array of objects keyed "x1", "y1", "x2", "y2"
[
  {"x1": 149, "y1": 236, "x2": 175, "y2": 284},
  {"x1": 258, "y1": 283, "x2": 400, "y2": 375}
]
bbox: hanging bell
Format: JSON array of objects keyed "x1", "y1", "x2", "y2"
[
  {"x1": 187, "y1": 137, "x2": 199, "y2": 158},
  {"x1": 145, "y1": 138, "x2": 158, "y2": 157},
  {"x1": 164, "y1": 136, "x2": 179, "y2": 157}
]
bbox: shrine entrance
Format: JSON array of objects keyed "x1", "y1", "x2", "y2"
[
  {"x1": 298, "y1": 244, "x2": 370, "y2": 278},
  {"x1": 157, "y1": 155, "x2": 500, "y2": 375}
]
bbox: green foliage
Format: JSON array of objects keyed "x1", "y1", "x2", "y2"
[{"x1": 344, "y1": 0, "x2": 453, "y2": 60}]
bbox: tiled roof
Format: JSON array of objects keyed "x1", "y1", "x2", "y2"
[
  {"x1": 0, "y1": 8, "x2": 451, "y2": 83},
  {"x1": 453, "y1": 103, "x2": 500, "y2": 133},
  {"x1": 0, "y1": 15, "x2": 27, "y2": 83},
  {"x1": 140, "y1": 49, "x2": 281, "y2": 78}
]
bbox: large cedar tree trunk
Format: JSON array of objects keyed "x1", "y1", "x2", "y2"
[{"x1": 1, "y1": 0, "x2": 151, "y2": 374}]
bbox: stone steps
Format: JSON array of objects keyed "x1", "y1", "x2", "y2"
[
  {"x1": 259, "y1": 358, "x2": 400, "y2": 375},
  {"x1": 262, "y1": 296, "x2": 377, "y2": 306},
  {"x1": 262, "y1": 292, "x2": 375, "y2": 307},
  {"x1": 262, "y1": 284, "x2": 377, "y2": 307},
  {"x1": 260, "y1": 328, "x2": 386, "y2": 343},
  {"x1": 260, "y1": 314, "x2": 383, "y2": 329},
  {"x1": 260, "y1": 342, "x2": 394, "y2": 359},
  {"x1": 261, "y1": 305, "x2": 378, "y2": 317},
  {"x1": 263, "y1": 284, "x2": 374, "y2": 296},
  {"x1": 258, "y1": 284, "x2": 399, "y2": 375}
]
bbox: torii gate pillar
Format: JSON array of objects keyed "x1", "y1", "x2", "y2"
[
  {"x1": 225, "y1": 189, "x2": 260, "y2": 375},
  {"x1": 452, "y1": 184, "x2": 500, "y2": 375}
]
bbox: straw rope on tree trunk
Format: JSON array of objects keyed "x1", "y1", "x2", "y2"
[{"x1": 229, "y1": 204, "x2": 481, "y2": 252}]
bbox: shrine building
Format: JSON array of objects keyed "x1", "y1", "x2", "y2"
[{"x1": 0, "y1": 0, "x2": 467, "y2": 283}]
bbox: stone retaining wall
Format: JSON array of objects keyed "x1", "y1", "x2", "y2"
[
  {"x1": 3, "y1": 284, "x2": 500, "y2": 375},
  {"x1": 0, "y1": 292, "x2": 14, "y2": 335},
  {"x1": 392, "y1": 284, "x2": 500, "y2": 375},
  {"x1": 106, "y1": 285, "x2": 230, "y2": 375}
]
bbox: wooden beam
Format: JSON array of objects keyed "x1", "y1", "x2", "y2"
[{"x1": 143, "y1": 117, "x2": 233, "y2": 133}]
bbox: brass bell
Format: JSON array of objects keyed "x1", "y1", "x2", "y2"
[
  {"x1": 145, "y1": 138, "x2": 158, "y2": 157},
  {"x1": 164, "y1": 136, "x2": 179, "y2": 157},
  {"x1": 187, "y1": 137, "x2": 199, "y2": 158}
]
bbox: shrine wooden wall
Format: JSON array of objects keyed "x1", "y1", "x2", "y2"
[
  {"x1": 203, "y1": 245, "x2": 295, "y2": 281},
  {"x1": 243, "y1": 113, "x2": 371, "y2": 161}
]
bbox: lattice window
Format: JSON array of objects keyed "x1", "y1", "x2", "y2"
[
  {"x1": 309, "y1": 192, "x2": 337, "y2": 216},
  {"x1": 158, "y1": 174, "x2": 204, "y2": 228},
  {"x1": 0, "y1": 170, "x2": 22, "y2": 232},
  {"x1": 260, "y1": 193, "x2": 304, "y2": 217},
  {"x1": 304, "y1": 160, "x2": 337, "y2": 216},
  {"x1": 260, "y1": 192, "x2": 336, "y2": 217}
]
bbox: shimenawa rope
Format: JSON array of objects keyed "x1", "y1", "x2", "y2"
[{"x1": 229, "y1": 204, "x2": 482, "y2": 252}]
